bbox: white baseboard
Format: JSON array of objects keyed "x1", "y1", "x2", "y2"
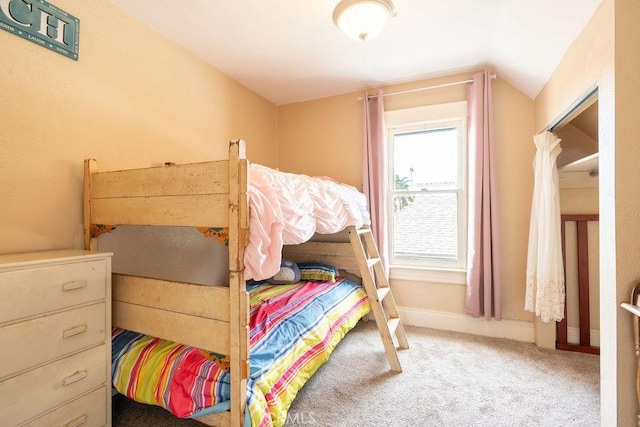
[{"x1": 398, "y1": 306, "x2": 535, "y2": 343}]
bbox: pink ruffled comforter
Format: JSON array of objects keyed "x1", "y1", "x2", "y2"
[{"x1": 244, "y1": 164, "x2": 370, "y2": 280}]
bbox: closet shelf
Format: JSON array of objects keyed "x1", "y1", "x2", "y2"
[
  {"x1": 559, "y1": 152, "x2": 599, "y2": 173},
  {"x1": 559, "y1": 152, "x2": 598, "y2": 189}
]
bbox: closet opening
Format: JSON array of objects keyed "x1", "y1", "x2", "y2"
[{"x1": 547, "y1": 85, "x2": 599, "y2": 354}]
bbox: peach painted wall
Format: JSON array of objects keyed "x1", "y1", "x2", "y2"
[
  {"x1": 277, "y1": 72, "x2": 536, "y2": 325},
  {"x1": 0, "y1": 0, "x2": 277, "y2": 256},
  {"x1": 535, "y1": 2, "x2": 611, "y2": 132},
  {"x1": 606, "y1": 0, "x2": 640, "y2": 423},
  {"x1": 536, "y1": 0, "x2": 640, "y2": 424},
  {"x1": 277, "y1": 93, "x2": 362, "y2": 186}
]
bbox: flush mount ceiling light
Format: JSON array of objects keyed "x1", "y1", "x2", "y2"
[{"x1": 333, "y1": 0, "x2": 396, "y2": 42}]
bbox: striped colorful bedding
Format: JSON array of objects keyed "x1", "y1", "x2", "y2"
[{"x1": 111, "y1": 277, "x2": 370, "y2": 427}]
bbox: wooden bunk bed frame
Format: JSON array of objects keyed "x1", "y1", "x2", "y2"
[{"x1": 83, "y1": 139, "x2": 407, "y2": 426}]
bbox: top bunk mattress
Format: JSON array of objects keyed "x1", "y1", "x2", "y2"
[{"x1": 245, "y1": 164, "x2": 370, "y2": 280}]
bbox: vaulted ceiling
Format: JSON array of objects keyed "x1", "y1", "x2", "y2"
[{"x1": 109, "y1": 0, "x2": 604, "y2": 105}]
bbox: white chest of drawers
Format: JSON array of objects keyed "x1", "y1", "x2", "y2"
[{"x1": 0, "y1": 250, "x2": 112, "y2": 427}]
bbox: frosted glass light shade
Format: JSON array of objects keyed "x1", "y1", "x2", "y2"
[{"x1": 333, "y1": 0, "x2": 395, "y2": 42}]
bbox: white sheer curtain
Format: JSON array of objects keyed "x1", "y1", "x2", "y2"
[{"x1": 525, "y1": 130, "x2": 565, "y2": 322}]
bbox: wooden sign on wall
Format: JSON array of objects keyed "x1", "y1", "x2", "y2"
[{"x1": 0, "y1": 0, "x2": 79, "y2": 60}]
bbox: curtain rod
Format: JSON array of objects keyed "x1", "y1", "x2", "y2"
[{"x1": 361, "y1": 73, "x2": 497, "y2": 100}]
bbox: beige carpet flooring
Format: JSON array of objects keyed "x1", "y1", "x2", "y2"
[{"x1": 112, "y1": 321, "x2": 600, "y2": 427}]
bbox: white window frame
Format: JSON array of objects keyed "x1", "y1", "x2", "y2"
[{"x1": 385, "y1": 101, "x2": 468, "y2": 284}]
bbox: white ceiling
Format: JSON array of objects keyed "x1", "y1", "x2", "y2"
[{"x1": 108, "y1": 0, "x2": 604, "y2": 106}]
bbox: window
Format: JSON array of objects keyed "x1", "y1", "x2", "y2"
[{"x1": 385, "y1": 102, "x2": 467, "y2": 282}]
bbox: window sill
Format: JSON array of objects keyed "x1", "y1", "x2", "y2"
[{"x1": 389, "y1": 265, "x2": 466, "y2": 285}]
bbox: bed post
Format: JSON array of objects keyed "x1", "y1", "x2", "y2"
[
  {"x1": 83, "y1": 159, "x2": 97, "y2": 250},
  {"x1": 228, "y1": 139, "x2": 250, "y2": 426}
]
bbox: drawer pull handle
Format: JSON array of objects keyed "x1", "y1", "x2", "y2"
[
  {"x1": 64, "y1": 414, "x2": 88, "y2": 427},
  {"x1": 63, "y1": 370, "x2": 88, "y2": 386},
  {"x1": 62, "y1": 280, "x2": 87, "y2": 291},
  {"x1": 63, "y1": 324, "x2": 88, "y2": 338}
]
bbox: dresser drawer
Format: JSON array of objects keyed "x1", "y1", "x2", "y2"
[
  {"x1": 0, "y1": 259, "x2": 107, "y2": 324},
  {"x1": 20, "y1": 386, "x2": 107, "y2": 427},
  {"x1": 0, "y1": 303, "x2": 106, "y2": 379},
  {"x1": 0, "y1": 344, "x2": 106, "y2": 427}
]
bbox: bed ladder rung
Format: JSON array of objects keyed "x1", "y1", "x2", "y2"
[
  {"x1": 367, "y1": 258, "x2": 380, "y2": 268},
  {"x1": 356, "y1": 227, "x2": 372, "y2": 235},
  {"x1": 348, "y1": 225, "x2": 409, "y2": 373},
  {"x1": 387, "y1": 317, "x2": 401, "y2": 337},
  {"x1": 377, "y1": 287, "x2": 391, "y2": 302}
]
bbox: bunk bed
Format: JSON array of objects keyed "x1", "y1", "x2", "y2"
[{"x1": 83, "y1": 139, "x2": 407, "y2": 426}]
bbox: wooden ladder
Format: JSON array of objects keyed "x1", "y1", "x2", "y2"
[{"x1": 348, "y1": 225, "x2": 409, "y2": 372}]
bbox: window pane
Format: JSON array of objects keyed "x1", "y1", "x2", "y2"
[
  {"x1": 392, "y1": 193, "x2": 458, "y2": 263},
  {"x1": 393, "y1": 128, "x2": 458, "y2": 191}
]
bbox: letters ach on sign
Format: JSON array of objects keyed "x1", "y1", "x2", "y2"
[{"x1": 0, "y1": 0, "x2": 79, "y2": 60}]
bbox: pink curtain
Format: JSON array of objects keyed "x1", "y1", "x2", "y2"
[
  {"x1": 363, "y1": 89, "x2": 388, "y2": 272},
  {"x1": 465, "y1": 71, "x2": 502, "y2": 320}
]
